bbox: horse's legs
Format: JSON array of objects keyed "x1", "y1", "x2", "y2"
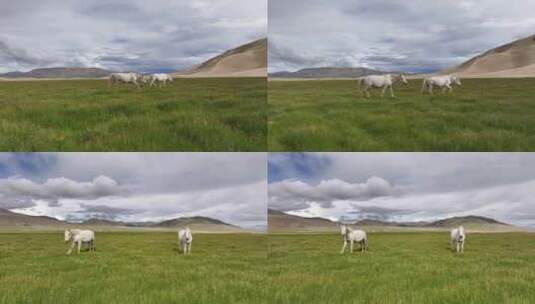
[
  {"x1": 448, "y1": 85, "x2": 453, "y2": 93},
  {"x1": 381, "y1": 86, "x2": 387, "y2": 97},
  {"x1": 365, "y1": 88, "x2": 371, "y2": 98},
  {"x1": 67, "y1": 241, "x2": 75, "y2": 255},
  {"x1": 340, "y1": 240, "x2": 347, "y2": 254},
  {"x1": 461, "y1": 241, "x2": 464, "y2": 253},
  {"x1": 456, "y1": 242, "x2": 460, "y2": 253},
  {"x1": 389, "y1": 85, "x2": 394, "y2": 98},
  {"x1": 429, "y1": 85, "x2": 434, "y2": 95},
  {"x1": 350, "y1": 240, "x2": 354, "y2": 253},
  {"x1": 77, "y1": 241, "x2": 81, "y2": 254}
]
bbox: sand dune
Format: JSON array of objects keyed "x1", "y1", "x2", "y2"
[
  {"x1": 444, "y1": 34, "x2": 535, "y2": 78},
  {"x1": 174, "y1": 38, "x2": 267, "y2": 78}
]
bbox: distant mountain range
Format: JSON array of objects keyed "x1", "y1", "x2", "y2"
[
  {"x1": 268, "y1": 209, "x2": 518, "y2": 232},
  {"x1": 0, "y1": 208, "x2": 242, "y2": 232},
  {"x1": 269, "y1": 67, "x2": 390, "y2": 79},
  {"x1": 0, "y1": 67, "x2": 112, "y2": 79}
]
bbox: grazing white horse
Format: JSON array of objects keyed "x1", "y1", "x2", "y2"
[
  {"x1": 422, "y1": 75, "x2": 461, "y2": 94},
  {"x1": 178, "y1": 227, "x2": 193, "y2": 254},
  {"x1": 450, "y1": 226, "x2": 466, "y2": 253},
  {"x1": 358, "y1": 74, "x2": 408, "y2": 98},
  {"x1": 149, "y1": 73, "x2": 173, "y2": 87},
  {"x1": 64, "y1": 229, "x2": 95, "y2": 255},
  {"x1": 108, "y1": 72, "x2": 140, "y2": 88},
  {"x1": 340, "y1": 225, "x2": 368, "y2": 254}
]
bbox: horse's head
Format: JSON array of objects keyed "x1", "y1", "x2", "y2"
[
  {"x1": 64, "y1": 230, "x2": 72, "y2": 242},
  {"x1": 399, "y1": 74, "x2": 409, "y2": 85},
  {"x1": 340, "y1": 225, "x2": 347, "y2": 236},
  {"x1": 185, "y1": 227, "x2": 192, "y2": 243}
]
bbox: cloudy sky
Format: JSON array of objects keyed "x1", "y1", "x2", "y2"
[
  {"x1": 0, "y1": 0, "x2": 266, "y2": 73},
  {"x1": 0, "y1": 153, "x2": 266, "y2": 230},
  {"x1": 269, "y1": 153, "x2": 535, "y2": 227},
  {"x1": 269, "y1": 0, "x2": 535, "y2": 73}
]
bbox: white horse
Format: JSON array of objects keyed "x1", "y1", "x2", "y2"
[
  {"x1": 149, "y1": 73, "x2": 173, "y2": 87},
  {"x1": 450, "y1": 226, "x2": 466, "y2": 253},
  {"x1": 340, "y1": 224, "x2": 368, "y2": 254},
  {"x1": 358, "y1": 74, "x2": 408, "y2": 98},
  {"x1": 64, "y1": 229, "x2": 95, "y2": 255},
  {"x1": 108, "y1": 72, "x2": 140, "y2": 88},
  {"x1": 138, "y1": 75, "x2": 152, "y2": 86},
  {"x1": 178, "y1": 227, "x2": 193, "y2": 254},
  {"x1": 422, "y1": 75, "x2": 461, "y2": 94}
]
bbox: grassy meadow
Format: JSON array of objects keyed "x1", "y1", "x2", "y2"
[
  {"x1": 268, "y1": 78, "x2": 535, "y2": 151},
  {"x1": 0, "y1": 78, "x2": 266, "y2": 151},
  {"x1": 0, "y1": 232, "x2": 267, "y2": 304},
  {"x1": 267, "y1": 232, "x2": 535, "y2": 304}
]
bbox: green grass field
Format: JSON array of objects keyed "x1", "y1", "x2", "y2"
[
  {"x1": 268, "y1": 78, "x2": 535, "y2": 151},
  {"x1": 0, "y1": 78, "x2": 266, "y2": 151},
  {"x1": 0, "y1": 232, "x2": 267, "y2": 304},
  {"x1": 267, "y1": 232, "x2": 535, "y2": 304}
]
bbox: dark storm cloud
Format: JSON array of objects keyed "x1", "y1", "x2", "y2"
[
  {"x1": 268, "y1": 0, "x2": 535, "y2": 72},
  {"x1": 269, "y1": 153, "x2": 535, "y2": 227},
  {"x1": 0, "y1": 0, "x2": 266, "y2": 73}
]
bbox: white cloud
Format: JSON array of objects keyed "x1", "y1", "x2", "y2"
[
  {"x1": 0, "y1": 153, "x2": 267, "y2": 229},
  {"x1": 0, "y1": 0, "x2": 267, "y2": 73},
  {"x1": 269, "y1": 0, "x2": 535, "y2": 72},
  {"x1": 0, "y1": 176, "x2": 123, "y2": 201},
  {"x1": 269, "y1": 153, "x2": 535, "y2": 227},
  {"x1": 269, "y1": 176, "x2": 396, "y2": 211}
]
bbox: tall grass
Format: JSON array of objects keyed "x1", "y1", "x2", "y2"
[
  {"x1": 0, "y1": 78, "x2": 266, "y2": 151},
  {"x1": 267, "y1": 232, "x2": 535, "y2": 303},
  {"x1": 0, "y1": 232, "x2": 267, "y2": 304},
  {"x1": 269, "y1": 78, "x2": 535, "y2": 151}
]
